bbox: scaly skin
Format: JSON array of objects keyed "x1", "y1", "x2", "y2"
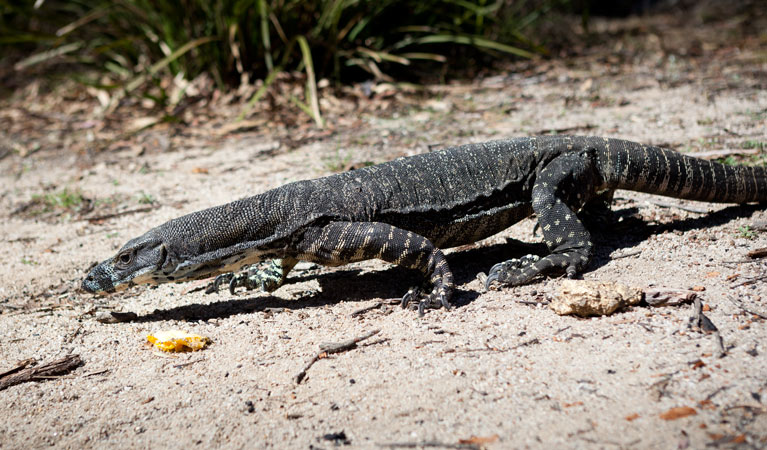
[{"x1": 82, "y1": 136, "x2": 767, "y2": 314}]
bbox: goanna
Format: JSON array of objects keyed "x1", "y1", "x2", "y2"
[{"x1": 82, "y1": 136, "x2": 767, "y2": 314}]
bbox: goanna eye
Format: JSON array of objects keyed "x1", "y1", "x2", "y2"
[{"x1": 117, "y1": 251, "x2": 133, "y2": 266}]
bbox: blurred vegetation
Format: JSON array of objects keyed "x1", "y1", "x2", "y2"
[{"x1": 0, "y1": 0, "x2": 566, "y2": 92}]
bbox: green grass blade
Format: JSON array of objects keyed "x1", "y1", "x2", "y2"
[
  {"x1": 356, "y1": 47, "x2": 411, "y2": 65},
  {"x1": 236, "y1": 69, "x2": 279, "y2": 121},
  {"x1": 56, "y1": 7, "x2": 109, "y2": 37},
  {"x1": 296, "y1": 35, "x2": 323, "y2": 128},
  {"x1": 287, "y1": 93, "x2": 314, "y2": 118},
  {"x1": 398, "y1": 52, "x2": 447, "y2": 62},
  {"x1": 13, "y1": 41, "x2": 83, "y2": 70},
  {"x1": 125, "y1": 36, "x2": 218, "y2": 93},
  {"x1": 413, "y1": 34, "x2": 535, "y2": 58},
  {"x1": 258, "y1": 0, "x2": 273, "y2": 71}
]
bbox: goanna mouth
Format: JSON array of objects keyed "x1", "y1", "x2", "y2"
[{"x1": 81, "y1": 262, "x2": 117, "y2": 294}]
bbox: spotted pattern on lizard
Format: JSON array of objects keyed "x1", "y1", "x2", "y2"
[{"x1": 82, "y1": 136, "x2": 767, "y2": 314}]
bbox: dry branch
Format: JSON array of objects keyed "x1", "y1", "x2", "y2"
[
  {"x1": 0, "y1": 355, "x2": 83, "y2": 391},
  {"x1": 295, "y1": 329, "x2": 381, "y2": 384}
]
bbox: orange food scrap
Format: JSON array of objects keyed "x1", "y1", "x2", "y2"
[
  {"x1": 705, "y1": 271, "x2": 720, "y2": 278},
  {"x1": 691, "y1": 286, "x2": 706, "y2": 292},
  {"x1": 660, "y1": 406, "x2": 697, "y2": 420},
  {"x1": 625, "y1": 413, "x2": 640, "y2": 421},
  {"x1": 147, "y1": 330, "x2": 210, "y2": 352}
]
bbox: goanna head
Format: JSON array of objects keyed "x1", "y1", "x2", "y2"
[{"x1": 81, "y1": 231, "x2": 175, "y2": 294}]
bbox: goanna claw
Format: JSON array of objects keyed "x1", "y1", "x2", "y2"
[{"x1": 205, "y1": 273, "x2": 233, "y2": 294}]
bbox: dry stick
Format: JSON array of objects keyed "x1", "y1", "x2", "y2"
[
  {"x1": 379, "y1": 442, "x2": 479, "y2": 450},
  {"x1": 295, "y1": 329, "x2": 381, "y2": 384},
  {"x1": 746, "y1": 247, "x2": 767, "y2": 259},
  {"x1": 350, "y1": 302, "x2": 383, "y2": 317},
  {"x1": 173, "y1": 358, "x2": 205, "y2": 369},
  {"x1": 0, "y1": 355, "x2": 83, "y2": 391},
  {"x1": 533, "y1": 124, "x2": 596, "y2": 135},
  {"x1": 726, "y1": 296, "x2": 767, "y2": 320},
  {"x1": 83, "y1": 206, "x2": 155, "y2": 223},
  {"x1": 0, "y1": 358, "x2": 35, "y2": 379},
  {"x1": 730, "y1": 274, "x2": 767, "y2": 288},
  {"x1": 612, "y1": 250, "x2": 642, "y2": 260},
  {"x1": 646, "y1": 200, "x2": 711, "y2": 214}
]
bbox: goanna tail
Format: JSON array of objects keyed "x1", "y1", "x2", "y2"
[{"x1": 596, "y1": 138, "x2": 767, "y2": 204}]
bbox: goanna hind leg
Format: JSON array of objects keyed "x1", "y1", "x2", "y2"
[
  {"x1": 486, "y1": 149, "x2": 601, "y2": 289},
  {"x1": 296, "y1": 221, "x2": 454, "y2": 315}
]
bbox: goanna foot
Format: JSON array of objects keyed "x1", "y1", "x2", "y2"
[
  {"x1": 484, "y1": 254, "x2": 542, "y2": 290},
  {"x1": 400, "y1": 285, "x2": 451, "y2": 317},
  {"x1": 205, "y1": 263, "x2": 285, "y2": 295}
]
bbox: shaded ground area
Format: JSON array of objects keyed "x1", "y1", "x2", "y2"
[{"x1": 1, "y1": 5, "x2": 767, "y2": 449}]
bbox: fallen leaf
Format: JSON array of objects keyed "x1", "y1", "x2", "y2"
[
  {"x1": 660, "y1": 406, "x2": 697, "y2": 420},
  {"x1": 691, "y1": 360, "x2": 706, "y2": 370},
  {"x1": 702, "y1": 304, "x2": 711, "y2": 312},
  {"x1": 625, "y1": 413, "x2": 640, "y2": 421},
  {"x1": 697, "y1": 399, "x2": 715, "y2": 410},
  {"x1": 705, "y1": 271, "x2": 720, "y2": 278},
  {"x1": 192, "y1": 167, "x2": 209, "y2": 174},
  {"x1": 459, "y1": 435, "x2": 499, "y2": 445},
  {"x1": 691, "y1": 286, "x2": 706, "y2": 292}
]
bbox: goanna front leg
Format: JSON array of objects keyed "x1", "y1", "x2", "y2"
[
  {"x1": 296, "y1": 221, "x2": 454, "y2": 316},
  {"x1": 206, "y1": 258, "x2": 298, "y2": 295},
  {"x1": 486, "y1": 150, "x2": 599, "y2": 289}
]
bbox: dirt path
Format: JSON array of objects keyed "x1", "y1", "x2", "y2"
[{"x1": 1, "y1": 8, "x2": 766, "y2": 449}]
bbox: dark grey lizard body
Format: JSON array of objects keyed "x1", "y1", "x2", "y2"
[{"x1": 82, "y1": 136, "x2": 767, "y2": 314}]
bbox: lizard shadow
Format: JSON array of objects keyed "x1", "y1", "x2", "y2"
[
  {"x1": 587, "y1": 202, "x2": 763, "y2": 272},
  {"x1": 132, "y1": 203, "x2": 761, "y2": 322}
]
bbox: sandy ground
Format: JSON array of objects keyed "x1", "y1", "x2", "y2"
[{"x1": 2, "y1": 10, "x2": 767, "y2": 450}]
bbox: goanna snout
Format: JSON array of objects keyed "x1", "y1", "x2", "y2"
[{"x1": 81, "y1": 262, "x2": 116, "y2": 294}]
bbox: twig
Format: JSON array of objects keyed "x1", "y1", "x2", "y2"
[
  {"x1": 746, "y1": 247, "x2": 767, "y2": 259},
  {"x1": 730, "y1": 274, "x2": 767, "y2": 288},
  {"x1": 0, "y1": 358, "x2": 35, "y2": 378},
  {"x1": 350, "y1": 302, "x2": 383, "y2": 317},
  {"x1": 295, "y1": 329, "x2": 381, "y2": 384},
  {"x1": 726, "y1": 296, "x2": 767, "y2": 320},
  {"x1": 379, "y1": 441, "x2": 479, "y2": 449},
  {"x1": 83, "y1": 206, "x2": 155, "y2": 223},
  {"x1": 645, "y1": 200, "x2": 710, "y2": 214},
  {"x1": 512, "y1": 338, "x2": 540, "y2": 349},
  {"x1": 612, "y1": 250, "x2": 642, "y2": 260},
  {"x1": 173, "y1": 358, "x2": 205, "y2": 369},
  {"x1": 534, "y1": 124, "x2": 596, "y2": 135},
  {"x1": 82, "y1": 369, "x2": 110, "y2": 378},
  {"x1": 0, "y1": 355, "x2": 83, "y2": 391},
  {"x1": 705, "y1": 385, "x2": 731, "y2": 401},
  {"x1": 644, "y1": 288, "x2": 697, "y2": 307}
]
